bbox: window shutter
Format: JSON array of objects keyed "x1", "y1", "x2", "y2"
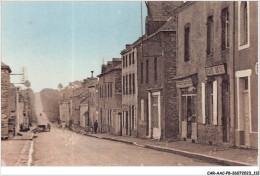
[
  {"x1": 213, "y1": 80, "x2": 218, "y2": 125},
  {"x1": 202, "y1": 82, "x2": 206, "y2": 124}
]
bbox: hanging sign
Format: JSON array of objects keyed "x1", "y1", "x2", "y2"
[{"x1": 206, "y1": 64, "x2": 226, "y2": 76}]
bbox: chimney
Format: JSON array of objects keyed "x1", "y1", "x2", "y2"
[
  {"x1": 91, "y1": 71, "x2": 94, "y2": 78},
  {"x1": 101, "y1": 64, "x2": 107, "y2": 73}
]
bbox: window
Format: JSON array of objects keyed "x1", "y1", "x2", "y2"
[
  {"x1": 104, "y1": 84, "x2": 107, "y2": 98},
  {"x1": 126, "y1": 75, "x2": 128, "y2": 95},
  {"x1": 100, "y1": 86, "x2": 102, "y2": 98},
  {"x1": 126, "y1": 55, "x2": 128, "y2": 67},
  {"x1": 123, "y1": 56, "x2": 125, "y2": 68},
  {"x1": 141, "y1": 62, "x2": 144, "y2": 84},
  {"x1": 129, "y1": 74, "x2": 132, "y2": 94},
  {"x1": 239, "y1": 1, "x2": 249, "y2": 47},
  {"x1": 132, "y1": 73, "x2": 135, "y2": 94},
  {"x1": 107, "y1": 83, "x2": 110, "y2": 97},
  {"x1": 132, "y1": 52, "x2": 135, "y2": 64},
  {"x1": 129, "y1": 54, "x2": 131, "y2": 65},
  {"x1": 146, "y1": 60, "x2": 149, "y2": 83},
  {"x1": 244, "y1": 77, "x2": 248, "y2": 90},
  {"x1": 207, "y1": 16, "x2": 214, "y2": 55},
  {"x1": 184, "y1": 24, "x2": 190, "y2": 61},
  {"x1": 222, "y1": 8, "x2": 230, "y2": 50},
  {"x1": 123, "y1": 112, "x2": 125, "y2": 128},
  {"x1": 154, "y1": 57, "x2": 157, "y2": 81},
  {"x1": 110, "y1": 83, "x2": 112, "y2": 97},
  {"x1": 123, "y1": 76, "x2": 125, "y2": 95}
]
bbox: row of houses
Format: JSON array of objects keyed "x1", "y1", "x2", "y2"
[
  {"x1": 1, "y1": 62, "x2": 34, "y2": 139},
  {"x1": 59, "y1": 1, "x2": 258, "y2": 149}
]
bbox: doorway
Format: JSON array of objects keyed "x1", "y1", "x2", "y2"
[
  {"x1": 181, "y1": 87, "x2": 197, "y2": 139},
  {"x1": 119, "y1": 113, "x2": 122, "y2": 136},
  {"x1": 222, "y1": 80, "x2": 230, "y2": 142}
]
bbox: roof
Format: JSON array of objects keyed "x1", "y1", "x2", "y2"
[
  {"x1": 1, "y1": 62, "x2": 12, "y2": 73},
  {"x1": 121, "y1": 2, "x2": 196, "y2": 54}
]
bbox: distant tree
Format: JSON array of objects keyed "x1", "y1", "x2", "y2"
[
  {"x1": 24, "y1": 80, "x2": 31, "y2": 88},
  {"x1": 58, "y1": 83, "x2": 63, "y2": 91}
]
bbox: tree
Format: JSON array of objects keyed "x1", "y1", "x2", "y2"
[
  {"x1": 24, "y1": 80, "x2": 31, "y2": 88},
  {"x1": 58, "y1": 83, "x2": 63, "y2": 91}
]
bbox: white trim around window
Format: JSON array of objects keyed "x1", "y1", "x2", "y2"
[{"x1": 238, "y1": 1, "x2": 250, "y2": 50}]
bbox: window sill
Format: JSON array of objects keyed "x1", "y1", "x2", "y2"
[{"x1": 238, "y1": 43, "x2": 250, "y2": 50}]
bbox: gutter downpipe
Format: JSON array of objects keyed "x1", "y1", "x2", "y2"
[{"x1": 233, "y1": 1, "x2": 236, "y2": 147}]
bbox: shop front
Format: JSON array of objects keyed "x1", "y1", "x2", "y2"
[
  {"x1": 176, "y1": 74, "x2": 198, "y2": 142},
  {"x1": 198, "y1": 64, "x2": 231, "y2": 145}
]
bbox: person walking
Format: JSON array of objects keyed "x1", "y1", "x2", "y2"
[
  {"x1": 47, "y1": 123, "x2": 51, "y2": 132},
  {"x1": 94, "y1": 120, "x2": 98, "y2": 133}
]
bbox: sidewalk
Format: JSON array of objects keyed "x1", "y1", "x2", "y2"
[
  {"x1": 1, "y1": 131, "x2": 34, "y2": 166},
  {"x1": 86, "y1": 132, "x2": 258, "y2": 166}
]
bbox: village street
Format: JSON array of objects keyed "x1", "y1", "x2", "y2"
[{"x1": 32, "y1": 125, "x2": 217, "y2": 166}]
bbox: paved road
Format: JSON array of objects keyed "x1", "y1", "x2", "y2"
[
  {"x1": 32, "y1": 93, "x2": 217, "y2": 166},
  {"x1": 32, "y1": 126, "x2": 217, "y2": 166},
  {"x1": 34, "y1": 93, "x2": 49, "y2": 125}
]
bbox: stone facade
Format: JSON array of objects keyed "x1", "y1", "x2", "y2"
[
  {"x1": 133, "y1": 2, "x2": 180, "y2": 140},
  {"x1": 87, "y1": 80, "x2": 99, "y2": 130},
  {"x1": 98, "y1": 58, "x2": 122, "y2": 135},
  {"x1": 234, "y1": 1, "x2": 258, "y2": 149},
  {"x1": 174, "y1": 2, "x2": 258, "y2": 149},
  {"x1": 59, "y1": 101, "x2": 70, "y2": 126},
  {"x1": 1, "y1": 62, "x2": 12, "y2": 139},
  {"x1": 121, "y1": 46, "x2": 138, "y2": 137}
]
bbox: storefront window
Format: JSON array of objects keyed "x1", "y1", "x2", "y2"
[{"x1": 181, "y1": 87, "x2": 197, "y2": 123}]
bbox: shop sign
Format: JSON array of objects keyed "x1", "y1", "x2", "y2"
[
  {"x1": 176, "y1": 77, "x2": 193, "y2": 88},
  {"x1": 206, "y1": 64, "x2": 225, "y2": 76}
]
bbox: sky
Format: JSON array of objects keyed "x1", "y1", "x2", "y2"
[{"x1": 1, "y1": 1, "x2": 147, "y2": 92}]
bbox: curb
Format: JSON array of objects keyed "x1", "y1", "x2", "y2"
[
  {"x1": 85, "y1": 134, "x2": 102, "y2": 139},
  {"x1": 102, "y1": 137, "x2": 134, "y2": 145},
  {"x1": 144, "y1": 144, "x2": 251, "y2": 166},
  {"x1": 86, "y1": 134, "x2": 134, "y2": 145}
]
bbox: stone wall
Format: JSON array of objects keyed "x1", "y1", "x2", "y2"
[{"x1": 1, "y1": 64, "x2": 11, "y2": 138}]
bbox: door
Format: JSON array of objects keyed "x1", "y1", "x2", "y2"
[
  {"x1": 119, "y1": 113, "x2": 122, "y2": 136},
  {"x1": 126, "y1": 111, "x2": 128, "y2": 135},
  {"x1": 243, "y1": 90, "x2": 250, "y2": 146},
  {"x1": 146, "y1": 99, "x2": 149, "y2": 136},
  {"x1": 187, "y1": 96, "x2": 192, "y2": 139},
  {"x1": 222, "y1": 81, "x2": 230, "y2": 142}
]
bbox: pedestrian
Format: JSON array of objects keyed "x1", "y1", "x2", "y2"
[
  {"x1": 94, "y1": 120, "x2": 98, "y2": 133},
  {"x1": 47, "y1": 123, "x2": 51, "y2": 132}
]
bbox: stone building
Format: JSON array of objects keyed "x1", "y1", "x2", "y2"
[
  {"x1": 59, "y1": 101, "x2": 70, "y2": 126},
  {"x1": 9, "y1": 85, "x2": 27, "y2": 134},
  {"x1": 87, "y1": 79, "x2": 99, "y2": 129},
  {"x1": 70, "y1": 85, "x2": 88, "y2": 127},
  {"x1": 79, "y1": 77, "x2": 98, "y2": 129},
  {"x1": 133, "y1": 2, "x2": 182, "y2": 140},
  {"x1": 175, "y1": 1, "x2": 258, "y2": 149},
  {"x1": 121, "y1": 45, "x2": 138, "y2": 137},
  {"x1": 175, "y1": 2, "x2": 236, "y2": 145},
  {"x1": 1, "y1": 62, "x2": 12, "y2": 139},
  {"x1": 97, "y1": 58, "x2": 122, "y2": 135},
  {"x1": 234, "y1": 1, "x2": 258, "y2": 149}
]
